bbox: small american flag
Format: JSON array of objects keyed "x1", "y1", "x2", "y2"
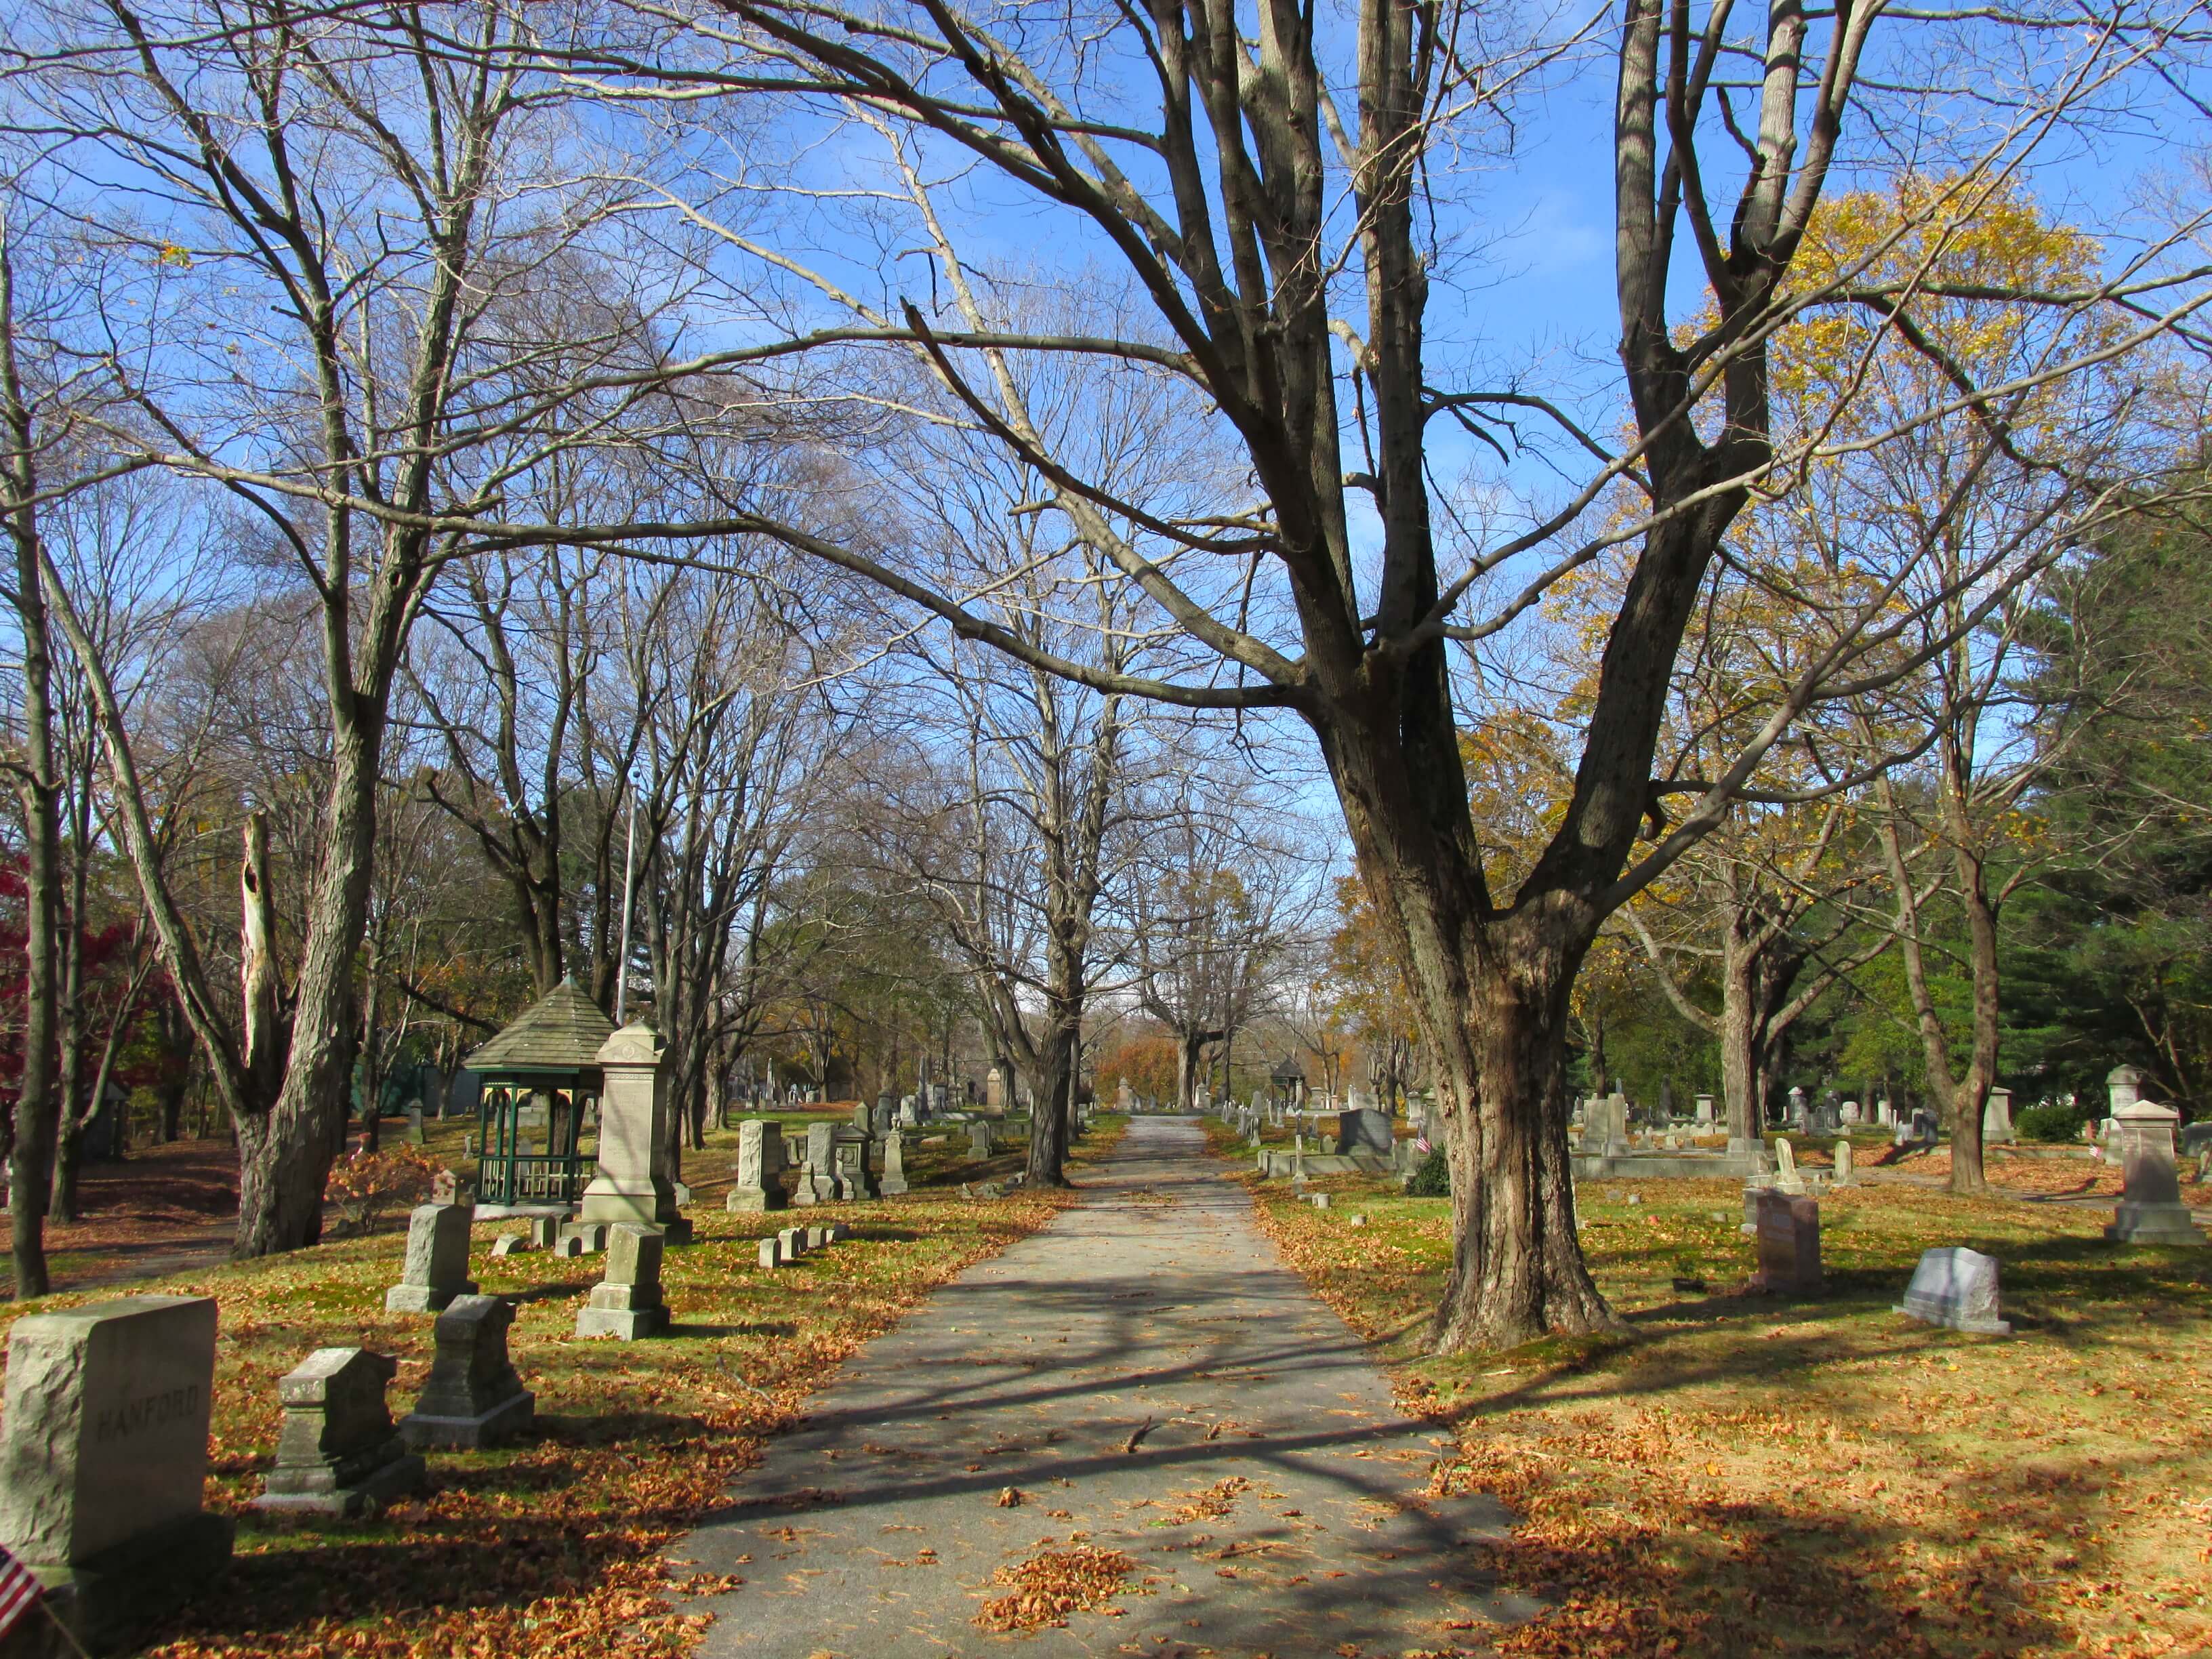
[{"x1": 0, "y1": 1540, "x2": 43, "y2": 1642}]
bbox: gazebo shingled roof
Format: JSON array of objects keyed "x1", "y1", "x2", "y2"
[{"x1": 466, "y1": 979, "x2": 617, "y2": 1073}]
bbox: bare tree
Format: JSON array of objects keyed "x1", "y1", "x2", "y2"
[{"x1": 550, "y1": 0, "x2": 2209, "y2": 1346}]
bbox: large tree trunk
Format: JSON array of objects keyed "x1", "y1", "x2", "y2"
[
  {"x1": 234, "y1": 721, "x2": 380, "y2": 1257},
  {"x1": 1025, "y1": 1013, "x2": 1076, "y2": 1189}
]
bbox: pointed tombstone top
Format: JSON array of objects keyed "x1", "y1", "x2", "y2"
[
  {"x1": 467, "y1": 979, "x2": 617, "y2": 1073},
  {"x1": 596, "y1": 1017, "x2": 663, "y2": 1067},
  {"x1": 1775, "y1": 1136, "x2": 1797, "y2": 1175}
]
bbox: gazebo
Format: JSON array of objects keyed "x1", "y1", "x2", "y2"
[
  {"x1": 1270, "y1": 1054, "x2": 1307, "y2": 1105},
  {"x1": 466, "y1": 979, "x2": 616, "y2": 1206}
]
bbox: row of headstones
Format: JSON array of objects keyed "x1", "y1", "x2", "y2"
[{"x1": 0, "y1": 1204, "x2": 889, "y2": 1646}]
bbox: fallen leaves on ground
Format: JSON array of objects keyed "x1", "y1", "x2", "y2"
[
  {"x1": 973, "y1": 1543, "x2": 1145, "y2": 1631},
  {"x1": 1211, "y1": 1115, "x2": 2212, "y2": 1659}
]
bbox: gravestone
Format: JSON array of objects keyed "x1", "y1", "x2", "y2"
[
  {"x1": 1787, "y1": 1086, "x2": 1807, "y2": 1129},
  {"x1": 574, "y1": 1223, "x2": 670, "y2": 1339},
  {"x1": 430, "y1": 1168, "x2": 460, "y2": 1205},
  {"x1": 1750, "y1": 1190, "x2": 1822, "y2": 1294},
  {"x1": 1833, "y1": 1139, "x2": 1854, "y2": 1187},
  {"x1": 552, "y1": 1233, "x2": 586, "y2": 1258},
  {"x1": 0, "y1": 1296, "x2": 231, "y2": 1652},
  {"x1": 1582, "y1": 1092, "x2": 1630, "y2": 1158},
  {"x1": 401, "y1": 1295, "x2": 535, "y2": 1449},
  {"x1": 405, "y1": 1105, "x2": 426, "y2": 1145},
  {"x1": 255, "y1": 1348, "x2": 426, "y2": 1517},
  {"x1": 880, "y1": 1129, "x2": 911, "y2": 1196},
  {"x1": 1983, "y1": 1086, "x2": 2015, "y2": 1146},
  {"x1": 756, "y1": 1237, "x2": 783, "y2": 1269},
  {"x1": 1841, "y1": 1099, "x2": 1861, "y2": 1126},
  {"x1": 1335, "y1": 1107, "x2": 1393, "y2": 1156},
  {"x1": 1695, "y1": 1094, "x2": 1715, "y2": 1124},
  {"x1": 2104, "y1": 1080, "x2": 2204, "y2": 1246},
  {"x1": 529, "y1": 1214, "x2": 560, "y2": 1249},
  {"x1": 489, "y1": 1233, "x2": 530, "y2": 1258},
  {"x1": 1896, "y1": 1247, "x2": 2011, "y2": 1334},
  {"x1": 1772, "y1": 1136, "x2": 1805, "y2": 1195},
  {"x1": 777, "y1": 1225, "x2": 807, "y2": 1260},
  {"x1": 968, "y1": 1120, "x2": 994, "y2": 1159},
  {"x1": 833, "y1": 1130, "x2": 879, "y2": 1200},
  {"x1": 986, "y1": 1067, "x2": 1008, "y2": 1114},
  {"x1": 724, "y1": 1120, "x2": 789, "y2": 1213},
  {"x1": 1118, "y1": 1076, "x2": 1134, "y2": 1112},
  {"x1": 581, "y1": 1019, "x2": 691, "y2": 1244},
  {"x1": 385, "y1": 1204, "x2": 478, "y2": 1313},
  {"x1": 793, "y1": 1122, "x2": 838, "y2": 1206},
  {"x1": 1877, "y1": 1097, "x2": 1895, "y2": 1128}
]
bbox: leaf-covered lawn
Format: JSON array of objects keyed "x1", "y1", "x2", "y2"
[
  {"x1": 1223, "y1": 1124, "x2": 2212, "y2": 1658},
  {"x1": 0, "y1": 1115, "x2": 1124, "y2": 1658}
]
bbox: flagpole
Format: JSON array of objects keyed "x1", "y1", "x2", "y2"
[{"x1": 614, "y1": 783, "x2": 637, "y2": 1023}]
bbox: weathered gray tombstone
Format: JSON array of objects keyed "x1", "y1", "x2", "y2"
[
  {"x1": 0, "y1": 1296, "x2": 230, "y2": 1652},
  {"x1": 777, "y1": 1225, "x2": 807, "y2": 1260},
  {"x1": 1750, "y1": 1190, "x2": 1822, "y2": 1294},
  {"x1": 255, "y1": 1348, "x2": 426, "y2": 1517},
  {"x1": 580, "y1": 1018, "x2": 692, "y2": 1243},
  {"x1": 528, "y1": 1214, "x2": 560, "y2": 1249},
  {"x1": 1771, "y1": 1136, "x2": 1805, "y2": 1195},
  {"x1": 489, "y1": 1233, "x2": 531, "y2": 1258},
  {"x1": 1896, "y1": 1247, "x2": 2011, "y2": 1334},
  {"x1": 756, "y1": 1237, "x2": 783, "y2": 1269},
  {"x1": 1983, "y1": 1086, "x2": 2015, "y2": 1146},
  {"x1": 968, "y1": 1120, "x2": 994, "y2": 1159},
  {"x1": 574, "y1": 1223, "x2": 670, "y2": 1339},
  {"x1": 1832, "y1": 1139, "x2": 1854, "y2": 1187},
  {"x1": 834, "y1": 1131, "x2": 879, "y2": 1200},
  {"x1": 2104, "y1": 1072, "x2": 2205, "y2": 1245},
  {"x1": 1841, "y1": 1099, "x2": 1861, "y2": 1126},
  {"x1": 1877, "y1": 1097, "x2": 1896, "y2": 1128},
  {"x1": 724, "y1": 1119, "x2": 790, "y2": 1213},
  {"x1": 855, "y1": 1099, "x2": 878, "y2": 1139},
  {"x1": 1334, "y1": 1107, "x2": 1393, "y2": 1156},
  {"x1": 401, "y1": 1295, "x2": 535, "y2": 1449},
  {"x1": 794, "y1": 1122, "x2": 838, "y2": 1206},
  {"x1": 986, "y1": 1066, "x2": 1008, "y2": 1114},
  {"x1": 806, "y1": 1225, "x2": 833, "y2": 1250},
  {"x1": 552, "y1": 1233, "x2": 586, "y2": 1258},
  {"x1": 880, "y1": 1129, "x2": 911, "y2": 1196},
  {"x1": 384, "y1": 1203, "x2": 478, "y2": 1313},
  {"x1": 1694, "y1": 1093, "x2": 1715, "y2": 1124}
]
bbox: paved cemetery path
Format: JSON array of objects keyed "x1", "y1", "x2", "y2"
[{"x1": 685, "y1": 1115, "x2": 1528, "y2": 1658}]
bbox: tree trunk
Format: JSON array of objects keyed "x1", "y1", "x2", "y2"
[
  {"x1": 233, "y1": 721, "x2": 380, "y2": 1257},
  {"x1": 3, "y1": 241, "x2": 60, "y2": 1300},
  {"x1": 1431, "y1": 955, "x2": 1614, "y2": 1351},
  {"x1": 1717, "y1": 933, "x2": 1761, "y2": 1149},
  {"x1": 1025, "y1": 1014, "x2": 1076, "y2": 1189}
]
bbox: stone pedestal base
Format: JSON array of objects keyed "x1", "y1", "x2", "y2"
[
  {"x1": 384, "y1": 1279, "x2": 476, "y2": 1314},
  {"x1": 878, "y1": 1174, "x2": 909, "y2": 1195},
  {"x1": 575, "y1": 1305, "x2": 670, "y2": 1339},
  {"x1": 254, "y1": 1447, "x2": 425, "y2": 1518},
  {"x1": 724, "y1": 1186, "x2": 784, "y2": 1213},
  {"x1": 401, "y1": 1389, "x2": 535, "y2": 1450},
  {"x1": 0, "y1": 1512, "x2": 232, "y2": 1658},
  {"x1": 2105, "y1": 1202, "x2": 2205, "y2": 1244}
]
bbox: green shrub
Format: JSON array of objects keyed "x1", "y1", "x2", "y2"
[
  {"x1": 2017, "y1": 1099, "x2": 2089, "y2": 1143},
  {"x1": 1406, "y1": 1147, "x2": 1450, "y2": 1196}
]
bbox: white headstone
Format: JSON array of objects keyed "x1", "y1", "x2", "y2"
[{"x1": 1896, "y1": 1247, "x2": 2011, "y2": 1334}]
